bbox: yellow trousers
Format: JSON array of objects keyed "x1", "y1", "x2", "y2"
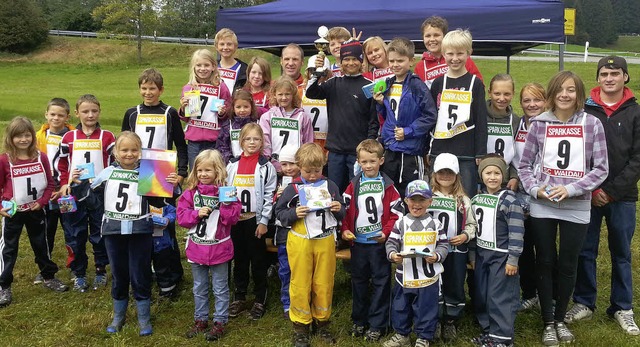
[{"x1": 287, "y1": 232, "x2": 336, "y2": 324}]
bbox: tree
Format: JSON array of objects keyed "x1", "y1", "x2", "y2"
[
  {"x1": 571, "y1": 0, "x2": 617, "y2": 47},
  {"x1": 35, "y1": 0, "x2": 101, "y2": 31},
  {"x1": 92, "y1": 0, "x2": 158, "y2": 63},
  {"x1": 611, "y1": 0, "x2": 640, "y2": 34},
  {"x1": 0, "y1": 0, "x2": 49, "y2": 53}
]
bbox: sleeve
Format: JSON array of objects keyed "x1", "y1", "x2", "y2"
[
  {"x1": 430, "y1": 78, "x2": 442, "y2": 110},
  {"x1": 602, "y1": 109, "x2": 640, "y2": 200},
  {"x1": 275, "y1": 184, "x2": 300, "y2": 227},
  {"x1": 218, "y1": 83, "x2": 232, "y2": 121},
  {"x1": 258, "y1": 162, "x2": 278, "y2": 226},
  {"x1": 169, "y1": 109, "x2": 189, "y2": 178},
  {"x1": 504, "y1": 193, "x2": 525, "y2": 267},
  {"x1": 367, "y1": 98, "x2": 379, "y2": 140},
  {"x1": 434, "y1": 219, "x2": 450, "y2": 263},
  {"x1": 305, "y1": 76, "x2": 330, "y2": 100},
  {"x1": 217, "y1": 122, "x2": 233, "y2": 164},
  {"x1": 565, "y1": 117, "x2": 609, "y2": 197},
  {"x1": 300, "y1": 110, "x2": 315, "y2": 144},
  {"x1": 461, "y1": 196, "x2": 477, "y2": 241},
  {"x1": 259, "y1": 110, "x2": 273, "y2": 158},
  {"x1": 382, "y1": 186, "x2": 404, "y2": 237},
  {"x1": 121, "y1": 108, "x2": 134, "y2": 132},
  {"x1": 404, "y1": 81, "x2": 436, "y2": 139},
  {"x1": 472, "y1": 80, "x2": 488, "y2": 158},
  {"x1": 38, "y1": 154, "x2": 55, "y2": 207},
  {"x1": 414, "y1": 58, "x2": 426, "y2": 82},
  {"x1": 104, "y1": 132, "x2": 116, "y2": 168},
  {"x1": 219, "y1": 199, "x2": 242, "y2": 227},
  {"x1": 385, "y1": 219, "x2": 403, "y2": 259},
  {"x1": 328, "y1": 180, "x2": 346, "y2": 221},
  {"x1": 0, "y1": 156, "x2": 6, "y2": 199},
  {"x1": 340, "y1": 183, "x2": 355, "y2": 232},
  {"x1": 176, "y1": 189, "x2": 200, "y2": 228},
  {"x1": 163, "y1": 203, "x2": 176, "y2": 224},
  {"x1": 54, "y1": 133, "x2": 71, "y2": 186},
  {"x1": 466, "y1": 57, "x2": 484, "y2": 82},
  {"x1": 178, "y1": 84, "x2": 191, "y2": 121}
]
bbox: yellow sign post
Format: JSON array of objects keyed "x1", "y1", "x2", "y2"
[{"x1": 565, "y1": 8, "x2": 576, "y2": 36}]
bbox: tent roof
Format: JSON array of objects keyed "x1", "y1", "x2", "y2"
[{"x1": 217, "y1": 0, "x2": 565, "y2": 56}]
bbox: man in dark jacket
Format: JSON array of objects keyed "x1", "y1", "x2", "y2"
[{"x1": 566, "y1": 56, "x2": 640, "y2": 335}]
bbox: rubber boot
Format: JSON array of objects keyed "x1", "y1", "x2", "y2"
[
  {"x1": 136, "y1": 299, "x2": 153, "y2": 336},
  {"x1": 315, "y1": 320, "x2": 336, "y2": 344},
  {"x1": 292, "y1": 322, "x2": 310, "y2": 347},
  {"x1": 106, "y1": 299, "x2": 128, "y2": 333}
]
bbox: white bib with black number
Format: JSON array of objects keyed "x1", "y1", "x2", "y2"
[
  {"x1": 270, "y1": 116, "x2": 300, "y2": 154},
  {"x1": 302, "y1": 180, "x2": 337, "y2": 238},
  {"x1": 188, "y1": 84, "x2": 220, "y2": 130},
  {"x1": 229, "y1": 120, "x2": 242, "y2": 157},
  {"x1": 188, "y1": 191, "x2": 223, "y2": 244},
  {"x1": 233, "y1": 173, "x2": 256, "y2": 219},
  {"x1": 219, "y1": 67, "x2": 238, "y2": 94},
  {"x1": 355, "y1": 179, "x2": 384, "y2": 236},
  {"x1": 302, "y1": 96, "x2": 328, "y2": 141},
  {"x1": 104, "y1": 169, "x2": 143, "y2": 220},
  {"x1": 10, "y1": 156, "x2": 47, "y2": 208},
  {"x1": 135, "y1": 105, "x2": 168, "y2": 149},
  {"x1": 401, "y1": 220, "x2": 442, "y2": 288},
  {"x1": 71, "y1": 131, "x2": 105, "y2": 175},
  {"x1": 472, "y1": 192, "x2": 506, "y2": 252},
  {"x1": 429, "y1": 196, "x2": 460, "y2": 252},
  {"x1": 45, "y1": 133, "x2": 62, "y2": 170},
  {"x1": 487, "y1": 115, "x2": 515, "y2": 165},
  {"x1": 372, "y1": 67, "x2": 393, "y2": 82},
  {"x1": 433, "y1": 75, "x2": 475, "y2": 139},
  {"x1": 389, "y1": 83, "x2": 402, "y2": 120},
  {"x1": 513, "y1": 119, "x2": 528, "y2": 167},
  {"x1": 541, "y1": 116, "x2": 586, "y2": 179}
]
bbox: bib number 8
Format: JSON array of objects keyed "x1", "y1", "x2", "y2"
[{"x1": 494, "y1": 139, "x2": 505, "y2": 157}]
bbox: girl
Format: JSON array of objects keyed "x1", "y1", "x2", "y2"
[
  {"x1": 217, "y1": 90, "x2": 259, "y2": 164},
  {"x1": 259, "y1": 76, "x2": 314, "y2": 173},
  {"x1": 363, "y1": 36, "x2": 393, "y2": 81},
  {"x1": 514, "y1": 83, "x2": 546, "y2": 311},
  {"x1": 243, "y1": 56, "x2": 272, "y2": 115},
  {"x1": 429, "y1": 152, "x2": 476, "y2": 341},
  {"x1": 178, "y1": 149, "x2": 241, "y2": 341},
  {"x1": 179, "y1": 49, "x2": 232, "y2": 169},
  {"x1": 0, "y1": 117, "x2": 68, "y2": 307},
  {"x1": 226, "y1": 123, "x2": 277, "y2": 320},
  {"x1": 79, "y1": 131, "x2": 169, "y2": 336},
  {"x1": 518, "y1": 71, "x2": 608, "y2": 345},
  {"x1": 486, "y1": 74, "x2": 521, "y2": 173}
]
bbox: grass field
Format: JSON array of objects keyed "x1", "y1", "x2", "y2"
[{"x1": 1, "y1": 37, "x2": 640, "y2": 347}]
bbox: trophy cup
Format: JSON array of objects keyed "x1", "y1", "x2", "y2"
[{"x1": 313, "y1": 25, "x2": 329, "y2": 77}]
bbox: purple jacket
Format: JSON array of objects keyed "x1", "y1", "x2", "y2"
[
  {"x1": 177, "y1": 183, "x2": 241, "y2": 265},
  {"x1": 517, "y1": 110, "x2": 608, "y2": 212},
  {"x1": 217, "y1": 117, "x2": 257, "y2": 164}
]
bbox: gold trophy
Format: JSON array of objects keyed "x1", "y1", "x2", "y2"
[{"x1": 313, "y1": 25, "x2": 329, "y2": 77}]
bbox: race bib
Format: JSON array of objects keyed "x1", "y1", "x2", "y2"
[
  {"x1": 270, "y1": 116, "x2": 300, "y2": 154},
  {"x1": 302, "y1": 96, "x2": 328, "y2": 140},
  {"x1": 389, "y1": 83, "x2": 402, "y2": 120},
  {"x1": 402, "y1": 227, "x2": 442, "y2": 288},
  {"x1": 188, "y1": 84, "x2": 220, "y2": 130},
  {"x1": 71, "y1": 134, "x2": 105, "y2": 175},
  {"x1": 135, "y1": 105, "x2": 168, "y2": 149},
  {"x1": 355, "y1": 179, "x2": 384, "y2": 237},
  {"x1": 45, "y1": 133, "x2": 62, "y2": 170},
  {"x1": 542, "y1": 122, "x2": 585, "y2": 179},
  {"x1": 487, "y1": 119, "x2": 515, "y2": 164},
  {"x1": 433, "y1": 75, "x2": 475, "y2": 139},
  {"x1": 229, "y1": 121, "x2": 242, "y2": 157},
  {"x1": 104, "y1": 169, "x2": 143, "y2": 221},
  {"x1": 10, "y1": 158, "x2": 47, "y2": 208},
  {"x1": 472, "y1": 192, "x2": 506, "y2": 252},
  {"x1": 233, "y1": 173, "x2": 256, "y2": 219},
  {"x1": 188, "y1": 191, "x2": 222, "y2": 243}
]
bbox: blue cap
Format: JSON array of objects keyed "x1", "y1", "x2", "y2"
[{"x1": 406, "y1": 180, "x2": 432, "y2": 199}]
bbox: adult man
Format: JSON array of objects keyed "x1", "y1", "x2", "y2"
[
  {"x1": 280, "y1": 43, "x2": 305, "y2": 94},
  {"x1": 565, "y1": 56, "x2": 640, "y2": 336}
]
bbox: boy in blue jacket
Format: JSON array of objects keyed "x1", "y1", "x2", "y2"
[{"x1": 374, "y1": 37, "x2": 437, "y2": 197}]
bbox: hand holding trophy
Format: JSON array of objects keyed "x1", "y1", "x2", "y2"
[{"x1": 313, "y1": 25, "x2": 329, "y2": 78}]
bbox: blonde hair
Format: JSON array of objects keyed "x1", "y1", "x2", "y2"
[
  {"x1": 296, "y1": 143, "x2": 326, "y2": 168},
  {"x1": 269, "y1": 75, "x2": 301, "y2": 108},
  {"x1": 239, "y1": 123, "x2": 264, "y2": 154},
  {"x1": 430, "y1": 170, "x2": 468, "y2": 199},
  {"x1": 4, "y1": 116, "x2": 38, "y2": 161},
  {"x1": 327, "y1": 27, "x2": 350, "y2": 42},
  {"x1": 214, "y1": 28, "x2": 238, "y2": 47},
  {"x1": 356, "y1": 139, "x2": 384, "y2": 159},
  {"x1": 387, "y1": 37, "x2": 415, "y2": 59},
  {"x1": 244, "y1": 57, "x2": 272, "y2": 92},
  {"x1": 114, "y1": 131, "x2": 142, "y2": 164},
  {"x1": 188, "y1": 49, "x2": 220, "y2": 86},
  {"x1": 441, "y1": 29, "x2": 473, "y2": 54},
  {"x1": 520, "y1": 82, "x2": 546, "y2": 102},
  {"x1": 185, "y1": 149, "x2": 227, "y2": 189},
  {"x1": 230, "y1": 89, "x2": 259, "y2": 121},
  {"x1": 363, "y1": 36, "x2": 387, "y2": 71},
  {"x1": 546, "y1": 71, "x2": 585, "y2": 114}
]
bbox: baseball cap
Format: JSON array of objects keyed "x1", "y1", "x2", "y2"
[
  {"x1": 279, "y1": 144, "x2": 298, "y2": 163},
  {"x1": 307, "y1": 54, "x2": 331, "y2": 71},
  {"x1": 597, "y1": 56, "x2": 629, "y2": 83},
  {"x1": 405, "y1": 180, "x2": 433, "y2": 199},
  {"x1": 433, "y1": 153, "x2": 459, "y2": 174}
]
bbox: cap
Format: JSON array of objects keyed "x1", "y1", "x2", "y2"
[
  {"x1": 597, "y1": 56, "x2": 629, "y2": 83},
  {"x1": 478, "y1": 156, "x2": 508, "y2": 178},
  {"x1": 433, "y1": 153, "x2": 459, "y2": 174},
  {"x1": 405, "y1": 180, "x2": 433, "y2": 199},
  {"x1": 340, "y1": 40, "x2": 363, "y2": 63},
  {"x1": 279, "y1": 144, "x2": 298, "y2": 163},
  {"x1": 307, "y1": 54, "x2": 331, "y2": 71}
]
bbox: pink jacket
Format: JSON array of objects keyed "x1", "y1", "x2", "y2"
[
  {"x1": 177, "y1": 183, "x2": 241, "y2": 265},
  {"x1": 258, "y1": 106, "x2": 314, "y2": 171},
  {"x1": 179, "y1": 83, "x2": 232, "y2": 142}
]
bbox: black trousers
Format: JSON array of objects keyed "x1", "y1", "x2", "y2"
[
  {"x1": 231, "y1": 217, "x2": 267, "y2": 304},
  {"x1": 104, "y1": 233, "x2": 153, "y2": 301}
]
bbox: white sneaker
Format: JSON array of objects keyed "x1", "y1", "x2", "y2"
[
  {"x1": 614, "y1": 310, "x2": 640, "y2": 336},
  {"x1": 520, "y1": 295, "x2": 539, "y2": 311},
  {"x1": 564, "y1": 303, "x2": 593, "y2": 323},
  {"x1": 383, "y1": 333, "x2": 411, "y2": 347}
]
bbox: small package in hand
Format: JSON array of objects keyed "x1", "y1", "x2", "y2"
[
  {"x1": 152, "y1": 215, "x2": 169, "y2": 227},
  {"x1": 219, "y1": 186, "x2": 237, "y2": 203},
  {"x1": 210, "y1": 98, "x2": 225, "y2": 112},
  {"x1": 184, "y1": 90, "x2": 201, "y2": 118},
  {"x1": 77, "y1": 163, "x2": 95, "y2": 180},
  {"x1": 57, "y1": 195, "x2": 77, "y2": 214},
  {"x1": 2, "y1": 200, "x2": 16, "y2": 216}
]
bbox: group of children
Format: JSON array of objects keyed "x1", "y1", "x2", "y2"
[{"x1": 0, "y1": 14, "x2": 613, "y2": 347}]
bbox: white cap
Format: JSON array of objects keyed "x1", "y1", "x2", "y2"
[
  {"x1": 279, "y1": 144, "x2": 298, "y2": 163},
  {"x1": 307, "y1": 54, "x2": 331, "y2": 71},
  {"x1": 433, "y1": 153, "x2": 459, "y2": 174}
]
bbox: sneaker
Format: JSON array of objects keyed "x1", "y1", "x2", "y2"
[
  {"x1": 33, "y1": 273, "x2": 44, "y2": 285},
  {"x1": 293, "y1": 332, "x2": 310, "y2": 347},
  {"x1": 541, "y1": 324, "x2": 559, "y2": 346},
  {"x1": 205, "y1": 321, "x2": 225, "y2": 341},
  {"x1": 433, "y1": 321, "x2": 441, "y2": 340},
  {"x1": 482, "y1": 341, "x2": 513, "y2": 347},
  {"x1": 267, "y1": 264, "x2": 278, "y2": 278},
  {"x1": 613, "y1": 310, "x2": 640, "y2": 336},
  {"x1": 43, "y1": 278, "x2": 69, "y2": 292},
  {"x1": 564, "y1": 303, "x2": 593, "y2": 323},
  {"x1": 249, "y1": 302, "x2": 265, "y2": 320},
  {"x1": 185, "y1": 320, "x2": 207, "y2": 338},
  {"x1": 316, "y1": 323, "x2": 336, "y2": 344},
  {"x1": 159, "y1": 287, "x2": 178, "y2": 299},
  {"x1": 73, "y1": 277, "x2": 88, "y2": 292},
  {"x1": 442, "y1": 321, "x2": 457, "y2": 341},
  {"x1": 0, "y1": 288, "x2": 12, "y2": 307},
  {"x1": 415, "y1": 338, "x2": 429, "y2": 347},
  {"x1": 554, "y1": 322, "x2": 574, "y2": 343},
  {"x1": 93, "y1": 273, "x2": 107, "y2": 290},
  {"x1": 383, "y1": 333, "x2": 411, "y2": 347},
  {"x1": 351, "y1": 324, "x2": 366, "y2": 337},
  {"x1": 229, "y1": 300, "x2": 247, "y2": 318},
  {"x1": 364, "y1": 329, "x2": 382, "y2": 342},
  {"x1": 520, "y1": 295, "x2": 539, "y2": 311},
  {"x1": 471, "y1": 334, "x2": 490, "y2": 346}
]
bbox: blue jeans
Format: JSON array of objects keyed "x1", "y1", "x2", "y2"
[
  {"x1": 277, "y1": 244, "x2": 291, "y2": 312},
  {"x1": 104, "y1": 233, "x2": 152, "y2": 301},
  {"x1": 391, "y1": 281, "x2": 439, "y2": 340},
  {"x1": 187, "y1": 140, "x2": 216, "y2": 171},
  {"x1": 191, "y1": 262, "x2": 230, "y2": 323},
  {"x1": 61, "y1": 201, "x2": 108, "y2": 277},
  {"x1": 574, "y1": 201, "x2": 636, "y2": 314},
  {"x1": 327, "y1": 151, "x2": 356, "y2": 193}
]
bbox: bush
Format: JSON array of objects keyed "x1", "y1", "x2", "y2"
[{"x1": 0, "y1": 0, "x2": 49, "y2": 53}]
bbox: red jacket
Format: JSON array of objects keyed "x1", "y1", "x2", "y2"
[{"x1": 414, "y1": 52, "x2": 483, "y2": 87}]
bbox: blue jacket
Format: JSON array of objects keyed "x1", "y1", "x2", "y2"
[{"x1": 376, "y1": 73, "x2": 437, "y2": 156}]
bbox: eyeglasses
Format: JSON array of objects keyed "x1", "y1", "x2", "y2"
[{"x1": 243, "y1": 137, "x2": 262, "y2": 143}]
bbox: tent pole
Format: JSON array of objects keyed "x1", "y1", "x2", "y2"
[
  {"x1": 559, "y1": 37, "x2": 566, "y2": 71},
  {"x1": 506, "y1": 55, "x2": 511, "y2": 74}
]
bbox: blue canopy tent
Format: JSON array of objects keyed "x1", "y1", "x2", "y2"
[{"x1": 216, "y1": 0, "x2": 565, "y2": 60}]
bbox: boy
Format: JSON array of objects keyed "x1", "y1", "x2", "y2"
[
  {"x1": 341, "y1": 139, "x2": 404, "y2": 342},
  {"x1": 327, "y1": 27, "x2": 351, "y2": 78},
  {"x1": 374, "y1": 37, "x2": 437, "y2": 197},
  {"x1": 306, "y1": 40, "x2": 378, "y2": 193},
  {"x1": 275, "y1": 143, "x2": 345, "y2": 347},
  {"x1": 34, "y1": 98, "x2": 75, "y2": 284},
  {"x1": 384, "y1": 180, "x2": 448, "y2": 347},
  {"x1": 54, "y1": 94, "x2": 115, "y2": 292},
  {"x1": 122, "y1": 68, "x2": 188, "y2": 298},
  {"x1": 429, "y1": 29, "x2": 488, "y2": 199},
  {"x1": 215, "y1": 28, "x2": 248, "y2": 92},
  {"x1": 472, "y1": 155, "x2": 524, "y2": 347},
  {"x1": 415, "y1": 16, "x2": 483, "y2": 88}
]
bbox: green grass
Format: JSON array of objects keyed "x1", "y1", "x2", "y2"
[{"x1": 1, "y1": 37, "x2": 640, "y2": 346}]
